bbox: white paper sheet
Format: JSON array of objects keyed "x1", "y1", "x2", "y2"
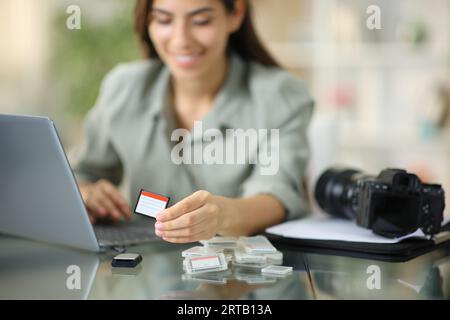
[{"x1": 266, "y1": 216, "x2": 427, "y2": 244}]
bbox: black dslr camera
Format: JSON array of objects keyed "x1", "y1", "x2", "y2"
[{"x1": 314, "y1": 168, "x2": 446, "y2": 238}]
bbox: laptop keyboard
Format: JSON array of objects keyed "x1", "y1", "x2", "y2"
[{"x1": 94, "y1": 224, "x2": 158, "y2": 247}]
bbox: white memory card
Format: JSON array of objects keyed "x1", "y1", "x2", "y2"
[
  {"x1": 234, "y1": 247, "x2": 267, "y2": 264},
  {"x1": 264, "y1": 251, "x2": 283, "y2": 264},
  {"x1": 182, "y1": 273, "x2": 228, "y2": 284},
  {"x1": 200, "y1": 236, "x2": 238, "y2": 248},
  {"x1": 240, "y1": 236, "x2": 277, "y2": 254},
  {"x1": 261, "y1": 265, "x2": 293, "y2": 276},
  {"x1": 184, "y1": 253, "x2": 228, "y2": 274},
  {"x1": 234, "y1": 267, "x2": 276, "y2": 284},
  {"x1": 182, "y1": 246, "x2": 216, "y2": 258},
  {"x1": 232, "y1": 261, "x2": 267, "y2": 269},
  {"x1": 134, "y1": 189, "x2": 169, "y2": 219},
  {"x1": 182, "y1": 269, "x2": 232, "y2": 284}
]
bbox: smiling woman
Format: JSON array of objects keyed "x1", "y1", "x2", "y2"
[
  {"x1": 73, "y1": 0, "x2": 314, "y2": 243},
  {"x1": 134, "y1": 0, "x2": 278, "y2": 66}
]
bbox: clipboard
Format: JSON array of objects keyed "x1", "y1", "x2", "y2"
[
  {"x1": 264, "y1": 216, "x2": 450, "y2": 262},
  {"x1": 266, "y1": 233, "x2": 450, "y2": 262}
]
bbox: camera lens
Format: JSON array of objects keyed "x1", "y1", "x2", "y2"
[{"x1": 314, "y1": 168, "x2": 361, "y2": 220}]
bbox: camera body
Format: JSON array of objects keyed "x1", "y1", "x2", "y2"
[{"x1": 315, "y1": 168, "x2": 445, "y2": 238}]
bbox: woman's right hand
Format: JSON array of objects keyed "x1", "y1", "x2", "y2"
[{"x1": 78, "y1": 179, "x2": 131, "y2": 224}]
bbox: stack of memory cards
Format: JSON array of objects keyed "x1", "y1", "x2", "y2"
[
  {"x1": 181, "y1": 235, "x2": 292, "y2": 283},
  {"x1": 233, "y1": 236, "x2": 283, "y2": 267},
  {"x1": 182, "y1": 237, "x2": 237, "y2": 274},
  {"x1": 183, "y1": 253, "x2": 228, "y2": 274}
]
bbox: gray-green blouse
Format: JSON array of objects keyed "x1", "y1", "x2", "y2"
[{"x1": 73, "y1": 53, "x2": 314, "y2": 220}]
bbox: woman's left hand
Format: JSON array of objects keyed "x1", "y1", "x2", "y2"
[{"x1": 154, "y1": 190, "x2": 231, "y2": 243}]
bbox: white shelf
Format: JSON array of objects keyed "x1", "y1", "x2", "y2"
[
  {"x1": 268, "y1": 42, "x2": 450, "y2": 69},
  {"x1": 337, "y1": 127, "x2": 450, "y2": 154}
]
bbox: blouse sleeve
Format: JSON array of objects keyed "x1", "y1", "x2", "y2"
[{"x1": 239, "y1": 75, "x2": 314, "y2": 221}]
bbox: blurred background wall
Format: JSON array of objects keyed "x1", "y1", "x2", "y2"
[{"x1": 1, "y1": 0, "x2": 449, "y2": 212}]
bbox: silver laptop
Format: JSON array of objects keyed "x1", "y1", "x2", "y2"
[
  {"x1": 0, "y1": 114, "x2": 157, "y2": 252},
  {"x1": 0, "y1": 236, "x2": 99, "y2": 299}
]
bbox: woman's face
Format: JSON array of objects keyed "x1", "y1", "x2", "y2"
[{"x1": 148, "y1": 0, "x2": 242, "y2": 81}]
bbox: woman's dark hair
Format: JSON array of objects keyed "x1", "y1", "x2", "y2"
[{"x1": 134, "y1": 0, "x2": 278, "y2": 66}]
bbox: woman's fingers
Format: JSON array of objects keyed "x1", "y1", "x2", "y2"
[
  {"x1": 156, "y1": 206, "x2": 207, "y2": 231},
  {"x1": 162, "y1": 229, "x2": 216, "y2": 243},
  {"x1": 84, "y1": 191, "x2": 107, "y2": 217},
  {"x1": 99, "y1": 180, "x2": 131, "y2": 219},
  {"x1": 156, "y1": 215, "x2": 216, "y2": 238},
  {"x1": 157, "y1": 190, "x2": 211, "y2": 222},
  {"x1": 96, "y1": 194, "x2": 122, "y2": 220},
  {"x1": 83, "y1": 180, "x2": 129, "y2": 221}
]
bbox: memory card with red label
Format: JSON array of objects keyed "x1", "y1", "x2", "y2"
[{"x1": 134, "y1": 189, "x2": 170, "y2": 219}]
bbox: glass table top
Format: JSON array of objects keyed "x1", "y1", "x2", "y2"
[{"x1": 0, "y1": 235, "x2": 448, "y2": 300}]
